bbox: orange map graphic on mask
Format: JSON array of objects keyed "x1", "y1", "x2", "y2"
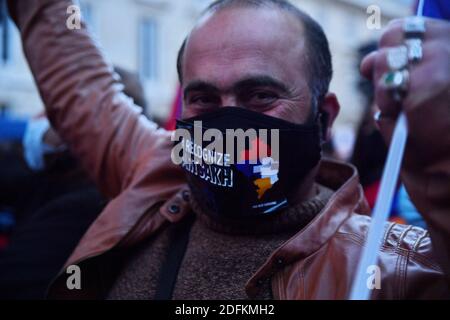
[{"x1": 254, "y1": 177, "x2": 272, "y2": 199}]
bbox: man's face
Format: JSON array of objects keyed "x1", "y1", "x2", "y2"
[{"x1": 181, "y1": 7, "x2": 313, "y2": 124}]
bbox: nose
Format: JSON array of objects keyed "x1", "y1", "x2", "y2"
[{"x1": 221, "y1": 95, "x2": 238, "y2": 107}]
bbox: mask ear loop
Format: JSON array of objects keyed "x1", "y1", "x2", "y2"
[
  {"x1": 311, "y1": 96, "x2": 329, "y2": 142},
  {"x1": 318, "y1": 112, "x2": 329, "y2": 142}
]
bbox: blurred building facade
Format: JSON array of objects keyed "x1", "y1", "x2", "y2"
[{"x1": 0, "y1": 0, "x2": 412, "y2": 126}]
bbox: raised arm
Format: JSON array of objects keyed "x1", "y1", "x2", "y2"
[
  {"x1": 7, "y1": 0, "x2": 176, "y2": 197},
  {"x1": 361, "y1": 18, "x2": 450, "y2": 286}
]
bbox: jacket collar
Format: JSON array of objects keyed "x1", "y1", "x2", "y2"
[{"x1": 245, "y1": 159, "x2": 370, "y2": 297}]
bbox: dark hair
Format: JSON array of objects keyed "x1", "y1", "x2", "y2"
[{"x1": 176, "y1": 0, "x2": 333, "y2": 109}]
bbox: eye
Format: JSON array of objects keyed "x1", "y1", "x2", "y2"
[
  {"x1": 246, "y1": 90, "x2": 279, "y2": 105},
  {"x1": 254, "y1": 91, "x2": 277, "y2": 100},
  {"x1": 188, "y1": 94, "x2": 220, "y2": 108}
]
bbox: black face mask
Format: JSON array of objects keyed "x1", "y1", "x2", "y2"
[{"x1": 175, "y1": 107, "x2": 322, "y2": 219}]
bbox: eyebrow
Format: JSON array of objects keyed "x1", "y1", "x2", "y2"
[
  {"x1": 183, "y1": 75, "x2": 290, "y2": 97},
  {"x1": 232, "y1": 76, "x2": 290, "y2": 94},
  {"x1": 183, "y1": 81, "x2": 220, "y2": 97}
]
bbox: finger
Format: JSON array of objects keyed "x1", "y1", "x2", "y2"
[
  {"x1": 371, "y1": 47, "x2": 404, "y2": 116},
  {"x1": 360, "y1": 51, "x2": 377, "y2": 80},
  {"x1": 374, "y1": 78, "x2": 402, "y2": 118},
  {"x1": 360, "y1": 18, "x2": 449, "y2": 83},
  {"x1": 404, "y1": 40, "x2": 450, "y2": 112},
  {"x1": 375, "y1": 40, "x2": 449, "y2": 125},
  {"x1": 379, "y1": 19, "x2": 404, "y2": 48},
  {"x1": 362, "y1": 47, "x2": 405, "y2": 118},
  {"x1": 376, "y1": 115, "x2": 396, "y2": 145},
  {"x1": 380, "y1": 17, "x2": 450, "y2": 49}
]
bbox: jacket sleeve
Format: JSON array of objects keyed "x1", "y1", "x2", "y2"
[{"x1": 7, "y1": 0, "x2": 174, "y2": 197}]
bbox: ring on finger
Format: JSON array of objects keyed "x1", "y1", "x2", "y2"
[
  {"x1": 381, "y1": 69, "x2": 410, "y2": 101},
  {"x1": 405, "y1": 38, "x2": 423, "y2": 63},
  {"x1": 387, "y1": 45, "x2": 409, "y2": 70},
  {"x1": 403, "y1": 16, "x2": 426, "y2": 39},
  {"x1": 403, "y1": 16, "x2": 425, "y2": 64}
]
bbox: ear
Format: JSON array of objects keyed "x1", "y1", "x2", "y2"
[{"x1": 319, "y1": 92, "x2": 340, "y2": 142}]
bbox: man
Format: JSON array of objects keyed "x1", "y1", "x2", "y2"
[{"x1": 4, "y1": 0, "x2": 450, "y2": 299}]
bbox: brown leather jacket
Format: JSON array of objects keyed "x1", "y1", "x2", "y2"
[{"x1": 8, "y1": 0, "x2": 450, "y2": 299}]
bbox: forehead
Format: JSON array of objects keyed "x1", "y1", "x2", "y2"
[{"x1": 182, "y1": 7, "x2": 308, "y2": 88}]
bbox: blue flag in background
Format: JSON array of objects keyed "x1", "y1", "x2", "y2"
[
  {"x1": 421, "y1": 0, "x2": 450, "y2": 20},
  {"x1": 0, "y1": 117, "x2": 27, "y2": 142}
]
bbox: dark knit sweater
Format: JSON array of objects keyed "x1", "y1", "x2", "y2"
[{"x1": 107, "y1": 184, "x2": 333, "y2": 300}]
